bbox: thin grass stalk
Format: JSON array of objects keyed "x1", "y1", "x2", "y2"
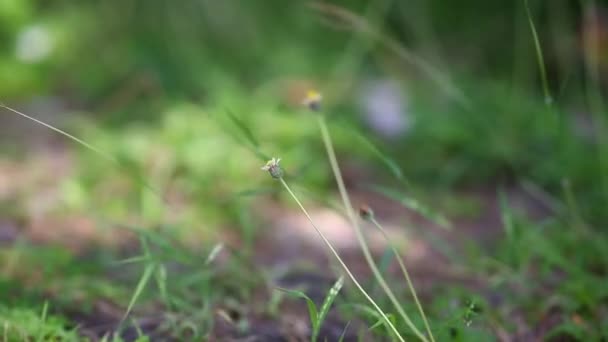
[
  {"x1": 370, "y1": 217, "x2": 435, "y2": 342},
  {"x1": 0, "y1": 104, "x2": 165, "y2": 201},
  {"x1": 278, "y1": 178, "x2": 405, "y2": 342},
  {"x1": 523, "y1": 0, "x2": 552, "y2": 106},
  {"x1": 316, "y1": 114, "x2": 428, "y2": 342}
]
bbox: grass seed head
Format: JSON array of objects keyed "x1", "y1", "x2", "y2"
[
  {"x1": 359, "y1": 204, "x2": 374, "y2": 221},
  {"x1": 261, "y1": 157, "x2": 283, "y2": 179}
]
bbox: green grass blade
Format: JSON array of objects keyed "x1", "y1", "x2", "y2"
[
  {"x1": 0, "y1": 104, "x2": 116, "y2": 162},
  {"x1": 523, "y1": 0, "x2": 552, "y2": 105},
  {"x1": 276, "y1": 287, "x2": 319, "y2": 337},
  {"x1": 351, "y1": 131, "x2": 406, "y2": 183},
  {"x1": 155, "y1": 264, "x2": 169, "y2": 307},
  {"x1": 348, "y1": 303, "x2": 396, "y2": 336},
  {"x1": 498, "y1": 190, "x2": 515, "y2": 242},
  {"x1": 223, "y1": 109, "x2": 270, "y2": 160},
  {"x1": 314, "y1": 276, "x2": 344, "y2": 341},
  {"x1": 115, "y1": 255, "x2": 150, "y2": 265},
  {"x1": 337, "y1": 321, "x2": 351, "y2": 342},
  {"x1": 121, "y1": 263, "x2": 156, "y2": 324},
  {"x1": 40, "y1": 301, "x2": 49, "y2": 323},
  {"x1": 228, "y1": 187, "x2": 278, "y2": 199},
  {"x1": 37, "y1": 301, "x2": 50, "y2": 341},
  {"x1": 368, "y1": 313, "x2": 396, "y2": 331},
  {"x1": 369, "y1": 184, "x2": 451, "y2": 229},
  {"x1": 226, "y1": 109, "x2": 260, "y2": 147},
  {"x1": 315, "y1": 115, "x2": 417, "y2": 341},
  {"x1": 116, "y1": 225, "x2": 193, "y2": 265},
  {"x1": 370, "y1": 217, "x2": 435, "y2": 342},
  {"x1": 0, "y1": 104, "x2": 165, "y2": 203},
  {"x1": 368, "y1": 248, "x2": 393, "y2": 295}
]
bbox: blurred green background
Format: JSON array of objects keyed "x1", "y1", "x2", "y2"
[
  {"x1": 2, "y1": 0, "x2": 607, "y2": 224},
  {"x1": 2, "y1": 0, "x2": 608, "y2": 340}
]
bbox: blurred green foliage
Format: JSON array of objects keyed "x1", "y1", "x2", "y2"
[
  {"x1": 0, "y1": 304, "x2": 79, "y2": 341},
  {"x1": 2, "y1": 0, "x2": 608, "y2": 340},
  {"x1": 3, "y1": 1, "x2": 604, "y2": 218}
]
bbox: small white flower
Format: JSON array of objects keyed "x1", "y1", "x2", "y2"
[
  {"x1": 261, "y1": 157, "x2": 280, "y2": 171},
  {"x1": 261, "y1": 157, "x2": 283, "y2": 179}
]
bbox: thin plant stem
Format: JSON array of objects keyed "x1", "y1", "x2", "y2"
[
  {"x1": 0, "y1": 103, "x2": 165, "y2": 202},
  {"x1": 278, "y1": 178, "x2": 405, "y2": 342},
  {"x1": 316, "y1": 114, "x2": 428, "y2": 342},
  {"x1": 523, "y1": 0, "x2": 565, "y2": 145},
  {"x1": 370, "y1": 217, "x2": 435, "y2": 342},
  {"x1": 309, "y1": 3, "x2": 470, "y2": 109},
  {"x1": 0, "y1": 104, "x2": 116, "y2": 162},
  {"x1": 523, "y1": 0, "x2": 552, "y2": 106}
]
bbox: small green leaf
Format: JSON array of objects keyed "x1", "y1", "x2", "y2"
[{"x1": 276, "y1": 287, "x2": 319, "y2": 336}]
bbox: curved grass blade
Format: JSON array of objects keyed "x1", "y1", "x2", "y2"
[
  {"x1": 115, "y1": 255, "x2": 150, "y2": 265},
  {"x1": 369, "y1": 184, "x2": 451, "y2": 229},
  {"x1": 0, "y1": 104, "x2": 165, "y2": 203},
  {"x1": 276, "y1": 287, "x2": 319, "y2": 338},
  {"x1": 346, "y1": 303, "x2": 397, "y2": 337},
  {"x1": 368, "y1": 313, "x2": 396, "y2": 332},
  {"x1": 0, "y1": 104, "x2": 116, "y2": 162},
  {"x1": 350, "y1": 130, "x2": 407, "y2": 184},
  {"x1": 226, "y1": 109, "x2": 260, "y2": 148},
  {"x1": 223, "y1": 109, "x2": 270, "y2": 161}
]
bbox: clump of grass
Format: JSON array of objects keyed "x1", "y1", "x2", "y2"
[
  {"x1": 0, "y1": 303, "x2": 80, "y2": 341},
  {"x1": 261, "y1": 157, "x2": 404, "y2": 341}
]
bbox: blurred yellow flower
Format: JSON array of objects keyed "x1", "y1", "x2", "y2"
[{"x1": 303, "y1": 90, "x2": 322, "y2": 111}]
